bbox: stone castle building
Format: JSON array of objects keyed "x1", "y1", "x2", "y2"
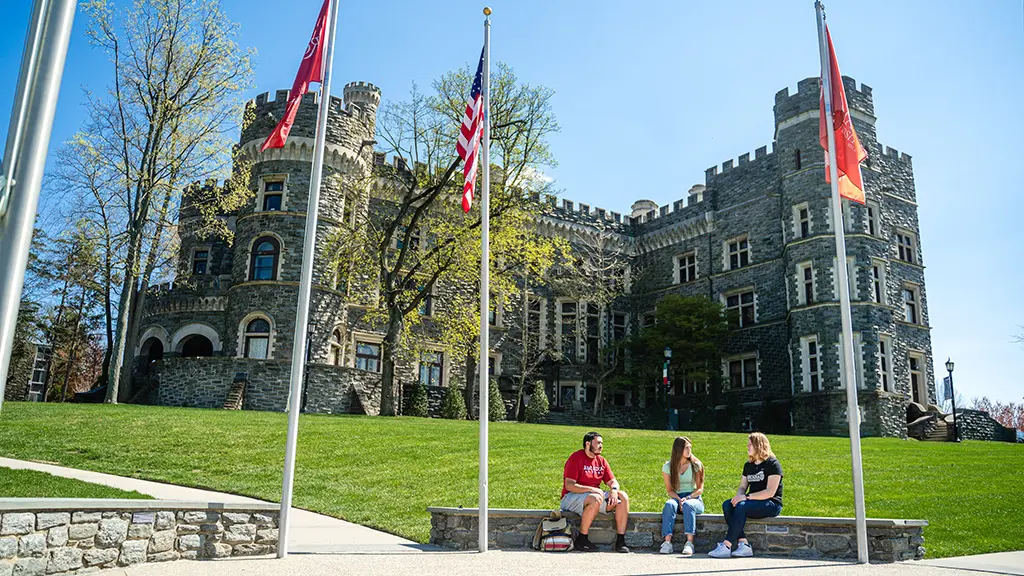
[{"x1": 131, "y1": 74, "x2": 934, "y2": 437}]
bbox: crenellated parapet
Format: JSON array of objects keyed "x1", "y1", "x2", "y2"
[{"x1": 774, "y1": 76, "x2": 875, "y2": 126}]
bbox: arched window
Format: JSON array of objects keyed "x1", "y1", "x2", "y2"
[
  {"x1": 181, "y1": 335, "x2": 214, "y2": 358},
  {"x1": 250, "y1": 237, "x2": 280, "y2": 281},
  {"x1": 328, "y1": 329, "x2": 343, "y2": 366},
  {"x1": 244, "y1": 318, "x2": 271, "y2": 359}
]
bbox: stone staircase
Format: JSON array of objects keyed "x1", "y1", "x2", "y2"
[
  {"x1": 923, "y1": 419, "x2": 953, "y2": 442},
  {"x1": 222, "y1": 379, "x2": 247, "y2": 410},
  {"x1": 539, "y1": 410, "x2": 578, "y2": 427}
]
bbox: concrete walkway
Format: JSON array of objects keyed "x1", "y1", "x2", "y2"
[
  {"x1": 92, "y1": 550, "x2": 1018, "y2": 576},
  {"x1": 0, "y1": 457, "x2": 420, "y2": 553},
  {"x1": 919, "y1": 551, "x2": 1024, "y2": 575}
]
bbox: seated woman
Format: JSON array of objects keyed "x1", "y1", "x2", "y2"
[
  {"x1": 659, "y1": 436, "x2": 705, "y2": 556},
  {"x1": 708, "y1": 432, "x2": 784, "y2": 558}
]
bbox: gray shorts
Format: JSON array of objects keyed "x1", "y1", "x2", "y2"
[{"x1": 560, "y1": 491, "x2": 610, "y2": 515}]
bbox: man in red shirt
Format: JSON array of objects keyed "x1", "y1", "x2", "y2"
[{"x1": 560, "y1": 431, "x2": 631, "y2": 552}]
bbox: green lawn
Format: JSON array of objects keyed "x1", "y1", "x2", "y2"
[
  {"x1": 0, "y1": 402, "x2": 1019, "y2": 558},
  {"x1": 0, "y1": 466, "x2": 151, "y2": 499}
]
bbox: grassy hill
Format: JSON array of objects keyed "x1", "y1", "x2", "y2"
[{"x1": 0, "y1": 402, "x2": 1019, "y2": 558}]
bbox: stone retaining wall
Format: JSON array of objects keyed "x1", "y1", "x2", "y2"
[
  {"x1": 427, "y1": 507, "x2": 927, "y2": 563},
  {"x1": 0, "y1": 500, "x2": 279, "y2": 575},
  {"x1": 955, "y1": 409, "x2": 1017, "y2": 442}
]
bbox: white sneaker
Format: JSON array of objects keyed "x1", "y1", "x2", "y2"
[
  {"x1": 732, "y1": 542, "x2": 754, "y2": 557},
  {"x1": 708, "y1": 542, "x2": 732, "y2": 558},
  {"x1": 682, "y1": 541, "x2": 694, "y2": 556},
  {"x1": 659, "y1": 540, "x2": 673, "y2": 554}
]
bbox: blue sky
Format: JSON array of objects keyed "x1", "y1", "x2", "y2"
[{"x1": 1, "y1": 0, "x2": 1021, "y2": 404}]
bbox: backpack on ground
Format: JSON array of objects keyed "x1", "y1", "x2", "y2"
[{"x1": 532, "y1": 511, "x2": 574, "y2": 552}]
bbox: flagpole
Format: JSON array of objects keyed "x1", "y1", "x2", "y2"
[
  {"x1": 815, "y1": 1, "x2": 868, "y2": 564},
  {"x1": 0, "y1": 0, "x2": 77, "y2": 412},
  {"x1": 478, "y1": 5, "x2": 492, "y2": 554},
  {"x1": 278, "y1": 0, "x2": 340, "y2": 559}
]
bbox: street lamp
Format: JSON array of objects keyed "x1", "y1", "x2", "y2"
[
  {"x1": 945, "y1": 358, "x2": 960, "y2": 442},
  {"x1": 663, "y1": 346, "x2": 672, "y2": 430}
]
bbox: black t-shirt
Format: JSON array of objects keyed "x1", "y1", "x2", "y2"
[{"x1": 743, "y1": 457, "x2": 784, "y2": 505}]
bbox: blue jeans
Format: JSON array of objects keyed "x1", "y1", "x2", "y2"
[
  {"x1": 722, "y1": 498, "x2": 782, "y2": 545},
  {"x1": 661, "y1": 491, "x2": 705, "y2": 538}
]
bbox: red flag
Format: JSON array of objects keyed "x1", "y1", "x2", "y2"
[
  {"x1": 819, "y1": 25, "x2": 867, "y2": 204},
  {"x1": 261, "y1": 0, "x2": 330, "y2": 152}
]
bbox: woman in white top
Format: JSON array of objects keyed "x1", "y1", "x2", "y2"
[{"x1": 659, "y1": 436, "x2": 705, "y2": 555}]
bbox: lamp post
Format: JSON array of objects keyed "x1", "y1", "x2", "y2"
[
  {"x1": 945, "y1": 358, "x2": 960, "y2": 442},
  {"x1": 663, "y1": 346, "x2": 672, "y2": 430}
]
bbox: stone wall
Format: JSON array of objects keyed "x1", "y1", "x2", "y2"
[
  {"x1": 428, "y1": 508, "x2": 927, "y2": 563},
  {"x1": 954, "y1": 409, "x2": 1017, "y2": 442},
  {"x1": 0, "y1": 500, "x2": 278, "y2": 575}
]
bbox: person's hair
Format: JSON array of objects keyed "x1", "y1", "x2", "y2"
[
  {"x1": 747, "y1": 432, "x2": 775, "y2": 463},
  {"x1": 669, "y1": 436, "x2": 704, "y2": 492},
  {"x1": 582, "y1": 431, "x2": 602, "y2": 450}
]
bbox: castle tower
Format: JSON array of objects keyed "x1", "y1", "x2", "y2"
[{"x1": 774, "y1": 77, "x2": 932, "y2": 437}]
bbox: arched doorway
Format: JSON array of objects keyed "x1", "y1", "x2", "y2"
[
  {"x1": 140, "y1": 337, "x2": 164, "y2": 374},
  {"x1": 180, "y1": 335, "x2": 214, "y2": 358}
]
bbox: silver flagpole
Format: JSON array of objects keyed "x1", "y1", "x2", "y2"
[
  {"x1": 278, "y1": 0, "x2": 341, "y2": 558},
  {"x1": 815, "y1": 1, "x2": 869, "y2": 564},
  {"x1": 478, "y1": 5, "x2": 492, "y2": 554},
  {"x1": 0, "y1": 0, "x2": 77, "y2": 412}
]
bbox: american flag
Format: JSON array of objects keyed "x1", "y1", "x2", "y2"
[{"x1": 456, "y1": 48, "x2": 485, "y2": 213}]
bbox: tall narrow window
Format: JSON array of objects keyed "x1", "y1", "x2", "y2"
[
  {"x1": 192, "y1": 250, "x2": 209, "y2": 275},
  {"x1": 903, "y1": 285, "x2": 920, "y2": 324},
  {"x1": 611, "y1": 311, "x2": 627, "y2": 369},
  {"x1": 488, "y1": 292, "x2": 498, "y2": 325},
  {"x1": 355, "y1": 341, "x2": 381, "y2": 373},
  {"x1": 328, "y1": 329, "x2": 343, "y2": 366},
  {"x1": 262, "y1": 180, "x2": 284, "y2": 211},
  {"x1": 419, "y1": 351, "x2": 444, "y2": 387},
  {"x1": 909, "y1": 353, "x2": 924, "y2": 404},
  {"x1": 897, "y1": 232, "x2": 917, "y2": 263},
  {"x1": 866, "y1": 202, "x2": 879, "y2": 236},
  {"x1": 726, "y1": 290, "x2": 755, "y2": 328},
  {"x1": 560, "y1": 301, "x2": 578, "y2": 361},
  {"x1": 727, "y1": 237, "x2": 750, "y2": 270},
  {"x1": 802, "y1": 336, "x2": 820, "y2": 392},
  {"x1": 244, "y1": 318, "x2": 271, "y2": 359},
  {"x1": 871, "y1": 261, "x2": 886, "y2": 304},
  {"x1": 794, "y1": 149, "x2": 802, "y2": 170},
  {"x1": 585, "y1": 303, "x2": 600, "y2": 365},
  {"x1": 250, "y1": 237, "x2": 280, "y2": 281},
  {"x1": 798, "y1": 262, "x2": 814, "y2": 306},
  {"x1": 799, "y1": 207, "x2": 810, "y2": 238},
  {"x1": 879, "y1": 336, "x2": 893, "y2": 392}
]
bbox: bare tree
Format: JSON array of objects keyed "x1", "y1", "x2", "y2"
[{"x1": 70, "y1": 0, "x2": 254, "y2": 402}]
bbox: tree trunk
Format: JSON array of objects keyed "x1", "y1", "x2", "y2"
[
  {"x1": 60, "y1": 289, "x2": 88, "y2": 402},
  {"x1": 105, "y1": 229, "x2": 143, "y2": 404},
  {"x1": 379, "y1": 308, "x2": 403, "y2": 416},
  {"x1": 121, "y1": 187, "x2": 173, "y2": 401},
  {"x1": 463, "y1": 352, "x2": 476, "y2": 420}
]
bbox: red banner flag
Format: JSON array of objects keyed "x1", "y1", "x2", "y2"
[
  {"x1": 819, "y1": 24, "x2": 867, "y2": 204},
  {"x1": 261, "y1": 0, "x2": 330, "y2": 152}
]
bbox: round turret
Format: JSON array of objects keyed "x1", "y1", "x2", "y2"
[
  {"x1": 343, "y1": 81, "x2": 381, "y2": 113},
  {"x1": 630, "y1": 199, "x2": 658, "y2": 220}
]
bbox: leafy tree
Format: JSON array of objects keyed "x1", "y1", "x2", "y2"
[
  {"x1": 405, "y1": 382, "x2": 429, "y2": 418},
  {"x1": 627, "y1": 295, "x2": 729, "y2": 413},
  {"x1": 524, "y1": 381, "x2": 549, "y2": 424},
  {"x1": 330, "y1": 63, "x2": 558, "y2": 416},
  {"x1": 487, "y1": 377, "x2": 506, "y2": 422},
  {"x1": 440, "y1": 386, "x2": 467, "y2": 420}
]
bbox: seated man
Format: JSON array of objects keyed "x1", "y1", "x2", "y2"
[{"x1": 560, "y1": 431, "x2": 631, "y2": 552}]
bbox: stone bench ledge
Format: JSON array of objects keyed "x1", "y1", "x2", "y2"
[
  {"x1": 425, "y1": 507, "x2": 927, "y2": 528},
  {"x1": 0, "y1": 498, "x2": 280, "y2": 513}
]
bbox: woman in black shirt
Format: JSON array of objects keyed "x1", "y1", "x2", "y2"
[{"x1": 708, "y1": 432, "x2": 783, "y2": 558}]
